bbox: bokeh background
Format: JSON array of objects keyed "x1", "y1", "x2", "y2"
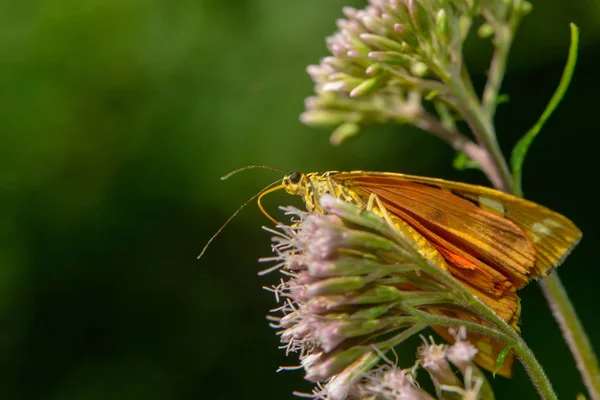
[{"x1": 2, "y1": 0, "x2": 600, "y2": 399}]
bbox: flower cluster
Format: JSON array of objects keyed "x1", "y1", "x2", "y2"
[
  {"x1": 301, "y1": 0, "x2": 532, "y2": 146},
  {"x1": 353, "y1": 331, "x2": 492, "y2": 400},
  {"x1": 261, "y1": 195, "x2": 499, "y2": 399}
]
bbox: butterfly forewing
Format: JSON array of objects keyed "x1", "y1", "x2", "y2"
[
  {"x1": 335, "y1": 171, "x2": 582, "y2": 278},
  {"x1": 354, "y1": 182, "x2": 535, "y2": 288}
]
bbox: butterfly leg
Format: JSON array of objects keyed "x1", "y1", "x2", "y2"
[
  {"x1": 326, "y1": 176, "x2": 337, "y2": 197},
  {"x1": 366, "y1": 193, "x2": 397, "y2": 229},
  {"x1": 326, "y1": 176, "x2": 360, "y2": 204}
]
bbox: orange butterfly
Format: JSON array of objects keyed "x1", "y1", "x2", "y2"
[{"x1": 260, "y1": 170, "x2": 581, "y2": 377}]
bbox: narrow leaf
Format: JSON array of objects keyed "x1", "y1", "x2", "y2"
[
  {"x1": 496, "y1": 93, "x2": 510, "y2": 105},
  {"x1": 510, "y1": 23, "x2": 579, "y2": 197},
  {"x1": 494, "y1": 346, "x2": 512, "y2": 377},
  {"x1": 453, "y1": 152, "x2": 480, "y2": 170}
]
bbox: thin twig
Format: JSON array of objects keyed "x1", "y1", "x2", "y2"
[
  {"x1": 415, "y1": 112, "x2": 504, "y2": 189},
  {"x1": 482, "y1": 28, "x2": 511, "y2": 119},
  {"x1": 482, "y1": 1, "x2": 525, "y2": 119},
  {"x1": 446, "y1": 77, "x2": 513, "y2": 192}
]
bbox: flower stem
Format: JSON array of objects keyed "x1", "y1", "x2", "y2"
[
  {"x1": 510, "y1": 334, "x2": 557, "y2": 400},
  {"x1": 377, "y1": 323, "x2": 428, "y2": 351},
  {"x1": 468, "y1": 298, "x2": 557, "y2": 399},
  {"x1": 482, "y1": 32, "x2": 511, "y2": 119},
  {"x1": 447, "y1": 76, "x2": 513, "y2": 192},
  {"x1": 539, "y1": 273, "x2": 600, "y2": 400},
  {"x1": 414, "y1": 112, "x2": 502, "y2": 187},
  {"x1": 481, "y1": 5, "x2": 524, "y2": 119}
]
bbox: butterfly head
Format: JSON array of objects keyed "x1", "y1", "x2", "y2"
[
  {"x1": 281, "y1": 171, "x2": 334, "y2": 214},
  {"x1": 282, "y1": 171, "x2": 307, "y2": 196}
]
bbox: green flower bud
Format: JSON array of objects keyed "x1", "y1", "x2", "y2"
[
  {"x1": 411, "y1": 61, "x2": 429, "y2": 77},
  {"x1": 408, "y1": 0, "x2": 431, "y2": 37},
  {"x1": 478, "y1": 22, "x2": 495, "y2": 39},
  {"x1": 436, "y1": 9, "x2": 449, "y2": 44},
  {"x1": 394, "y1": 23, "x2": 420, "y2": 47},
  {"x1": 368, "y1": 51, "x2": 413, "y2": 65},
  {"x1": 520, "y1": 1, "x2": 533, "y2": 15},
  {"x1": 349, "y1": 76, "x2": 384, "y2": 98},
  {"x1": 359, "y1": 33, "x2": 405, "y2": 52},
  {"x1": 300, "y1": 110, "x2": 361, "y2": 126},
  {"x1": 330, "y1": 122, "x2": 360, "y2": 146}
]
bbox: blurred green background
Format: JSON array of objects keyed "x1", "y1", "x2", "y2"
[{"x1": 1, "y1": 0, "x2": 599, "y2": 398}]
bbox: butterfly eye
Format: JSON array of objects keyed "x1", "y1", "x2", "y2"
[{"x1": 289, "y1": 171, "x2": 302, "y2": 184}]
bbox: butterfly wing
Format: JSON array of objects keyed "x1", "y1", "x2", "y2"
[{"x1": 337, "y1": 171, "x2": 582, "y2": 278}]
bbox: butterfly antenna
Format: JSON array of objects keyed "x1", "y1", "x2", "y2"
[
  {"x1": 198, "y1": 179, "x2": 283, "y2": 260},
  {"x1": 221, "y1": 165, "x2": 290, "y2": 181}
]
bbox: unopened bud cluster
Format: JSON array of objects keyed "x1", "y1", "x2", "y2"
[{"x1": 301, "y1": 0, "x2": 532, "y2": 145}]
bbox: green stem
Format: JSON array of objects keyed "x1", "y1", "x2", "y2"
[
  {"x1": 510, "y1": 333, "x2": 557, "y2": 400},
  {"x1": 467, "y1": 294, "x2": 556, "y2": 399},
  {"x1": 447, "y1": 77, "x2": 513, "y2": 192},
  {"x1": 482, "y1": 2, "x2": 525, "y2": 119},
  {"x1": 414, "y1": 112, "x2": 500, "y2": 184},
  {"x1": 482, "y1": 24, "x2": 512, "y2": 119},
  {"x1": 539, "y1": 273, "x2": 600, "y2": 400},
  {"x1": 377, "y1": 323, "x2": 428, "y2": 351}
]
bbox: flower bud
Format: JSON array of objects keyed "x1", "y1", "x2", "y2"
[
  {"x1": 435, "y1": 9, "x2": 449, "y2": 43},
  {"x1": 478, "y1": 23, "x2": 495, "y2": 39}
]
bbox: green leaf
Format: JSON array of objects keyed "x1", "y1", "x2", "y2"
[
  {"x1": 510, "y1": 23, "x2": 579, "y2": 197},
  {"x1": 434, "y1": 102, "x2": 457, "y2": 130},
  {"x1": 496, "y1": 93, "x2": 510, "y2": 105},
  {"x1": 494, "y1": 346, "x2": 513, "y2": 378},
  {"x1": 425, "y1": 90, "x2": 439, "y2": 101},
  {"x1": 453, "y1": 152, "x2": 480, "y2": 170}
]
